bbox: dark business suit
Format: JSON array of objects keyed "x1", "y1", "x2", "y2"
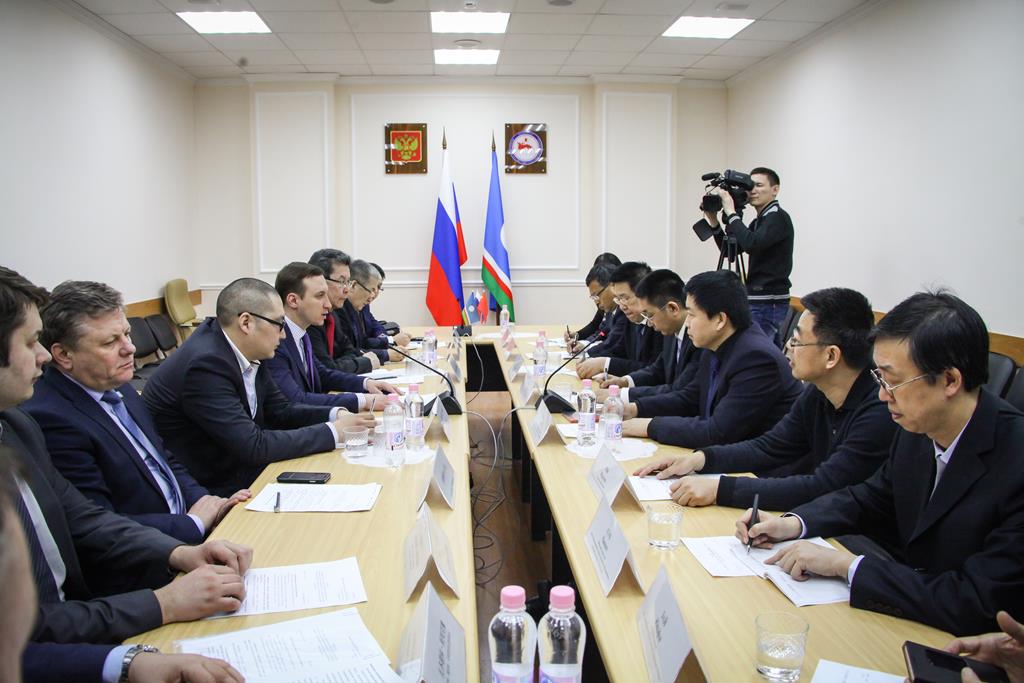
[
  {"x1": 265, "y1": 323, "x2": 364, "y2": 411},
  {"x1": 606, "y1": 321, "x2": 664, "y2": 376},
  {"x1": 625, "y1": 331, "x2": 701, "y2": 399},
  {"x1": 143, "y1": 318, "x2": 335, "y2": 496},
  {"x1": 584, "y1": 309, "x2": 627, "y2": 360},
  {"x1": 24, "y1": 367, "x2": 208, "y2": 546},
  {"x1": 643, "y1": 324, "x2": 802, "y2": 448},
  {"x1": 793, "y1": 388, "x2": 1024, "y2": 636},
  {"x1": 0, "y1": 408, "x2": 179, "y2": 644},
  {"x1": 308, "y1": 309, "x2": 375, "y2": 375},
  {"x1": 23, "y1": 642, "x2": 113, "y2": 683},
  {"x1": 361, "y1": 305, "x2": 390, "y2": 347},
  {"x1": 341, "y1": 301, "x2": 389, "y2": 364}
]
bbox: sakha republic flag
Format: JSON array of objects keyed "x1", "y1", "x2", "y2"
[
  {"x1": 425, "y1": 136, "x2": 468, "y2": 325},
  {"x1": 481, "y1": 140, "x2": 515, "y2": 321}
]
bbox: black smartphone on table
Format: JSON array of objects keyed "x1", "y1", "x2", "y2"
[
  {"x1": 276, "y1": 471, "x2": 331, "y2": 484},
  {"x1": 903, "y1": 641, "x2": 1009, "y2": 683}
]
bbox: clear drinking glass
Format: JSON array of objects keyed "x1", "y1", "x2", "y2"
[
  {"x1": 343, "y1": 426, "x2": 369, "y2": 457},
  {"x1": 755, "y1": 612, "x2": 809, "y2": 682},
  {"x1": 646, "y1": 505, "x2": 682, "y2": 549}
]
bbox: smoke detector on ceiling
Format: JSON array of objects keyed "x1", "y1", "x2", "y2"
[{"x1": 548, "y1": 0, "x2": 575, "y2": 6}]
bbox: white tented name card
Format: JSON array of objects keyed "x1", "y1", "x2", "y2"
[
  {"x1": 416, "y1": 446, "x2": 456, "y2": 510},
  {"x1": 584, "y1": 498, "x2": 644, "y2": 596},
  {"x1": 518, "y1": 371, "x2": 537, "y2": 404},
  {"x1": 529, "y1": 400, "x2": 552, "y2": 445},
  {"x1": 429, "y1": 395, "x2": 452, "y2": 442},
  {"x1": 447, "y1": 357, "x2": 462, "y2": 383},
  {"x1": 506, "y1": 354, "x2": 524, "y2": 382},
  {"x1": 638, "y1": 566, "x2": 691, "y2": 683},
  {"x1": 403, "y1": 504, "x2": 460, "y2": 600},
  {"x1": 587, "y1": 445, "x2": 626, "y2": 504},
  {"x1": 501, "y1": 326, "x2": 511, "y2": 343},
  {"x1": 397, "y1": 581, "x2": 466, "y2": 683}
]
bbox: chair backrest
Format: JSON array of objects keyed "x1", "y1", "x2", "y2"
[
  {"x1": 145, "y1": 314, "x2": 178, "y2": 353},
  {"x1": 164, "y1": 278, "x2": 197, "y2": 326},
  {"x1": 987, "y1": 351, "x2": 1016, "y2": 397},
  {"x1": 1004, "y1": 369, "x2": 1024, "y2": 412},
  {"x1": 128, "y1": 316, "x2": 159, "y2": 363}
]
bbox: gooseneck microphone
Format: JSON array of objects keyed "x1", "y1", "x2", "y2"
[
  {"x1": 535, "y1": 329, "x2": 605, "y2": 414},
  {"x1": 387, "y1": 343, "x2": 463, "y2": 415}
]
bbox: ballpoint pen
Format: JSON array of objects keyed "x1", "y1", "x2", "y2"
[
  {"x1": 274, "y1": 491, "x2": 281, "y2": 513},
  {"x1": 747, "y1": 493, "x2": 760, "y2": 554}
]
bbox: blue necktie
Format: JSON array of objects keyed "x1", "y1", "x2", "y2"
[
  {"x1": 13, "y1": 490, "x2": 61, "y2": 603},
  {"x1": 704, "y1": 355, "x2": 721, "y2": 419},
  {"x1": 101, "y1": 391, "x2": 185, "y2": 514}
]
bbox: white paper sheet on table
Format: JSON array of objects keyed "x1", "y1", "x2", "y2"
[
  {"x1": 517, "y1": 365, "x2": 576, "y2": 378},
  {"x1": 246, "y1": 483, "x2": 381, "y2": 512},
  {"x1": 682, "y1": 535, "x2": 850, "y2": 606},
  {"x1": 475, "y1": 331, "x2": 538, "y2": 340},
  {"x1": 179, "y1": 608, "x2": 401, "y2": 683},
  {"x1": 625, "y1": 474, "x2": 721, "y2": 501},
  {"x1": 344, "y1": 445, "x2": 436, "y2": 469},
  {"x1": 360, "y1": 368, "x2": 407, "y2": 379},
  {"x1": 810, "y1": 659, "x2": 903, "y2": 683},
  {"x1": 566, "y1": 438, "x2": 656, "y2": 461},
  {"x1": 207, "y1": 557, "x2": 367, "y2": 619}
]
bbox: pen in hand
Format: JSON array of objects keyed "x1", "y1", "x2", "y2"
[
  {"x1": 746, "y1": 493, "x2": 760, "y2": 554},
  {"x1": 274, "y1": 491, "x2": 281, "y2": 514}
]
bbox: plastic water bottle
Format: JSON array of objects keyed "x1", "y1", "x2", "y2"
[
  {"x1": 533, "y1": 339, "x2": 548, "y2": 381},
  {"x1": 538, "y1": 329, "x2": 547, "y2": 346},
  {"x1": 538, "y1": 585, "x2": 586, "y2": 683},
  {"x1": 602, "y1": 385, "x2": 624, "y2": 450},
  {"x1": 423, "y1": 329, "x2": 437, "y2": 367},
  {"x1": 383, "y1": 394, "x2": 406, "y2": 468},
  {"x1": 576, "y1": 380, "x2": 597, "y2": 447},
  {"x1": 488, "y1": 585, "x2": 537, "y2": 683},
  {"x1": 405, "y1": 384, "x2": 425, "y2": 451},
  {"x1": 499, "y1": 304, "x2": 511, "y2": 333}
]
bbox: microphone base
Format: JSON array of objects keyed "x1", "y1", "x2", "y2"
[
  {"x1": 535, "y1": 391, "x2": 576, "y2": 415},
  {"x1": 425, "y1": 389, "x2": 463, "y2": 416}
]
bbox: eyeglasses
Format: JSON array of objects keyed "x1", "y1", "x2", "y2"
[
  {"x1": 640, "y1": 303, "x2": 670, "y2": 325},
  {"x1": 870, "y1": 367, "x2": 929, "y2": 399},
  {"x1": 352, "y1": 279, "x2": 375, "y2": 295},
  {"x1": 242, "y1": 311, "x2": 285, "y2": 331},
  {"x1": 325, "y1": 276, "x2": 355, "y2": 288},
  {"x1": 589, "y1": 285, "x2": 608, "y2": 302},
  {"x1": 786, "y1": 336, "x2": 830, "y2": 349},
  {"x1": 612, "y1": 294, "x2": 635, "y2": 305}
]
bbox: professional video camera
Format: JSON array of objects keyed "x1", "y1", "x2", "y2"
[{"x1": 698, "y1": 170, "x2": 754, "y2": 214}]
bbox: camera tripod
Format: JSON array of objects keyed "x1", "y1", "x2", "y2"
[{"x1": 716, "y1": 234, "x2": 747, "y2": 283}]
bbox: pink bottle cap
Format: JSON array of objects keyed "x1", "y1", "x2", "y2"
[
  {"x1": 500, "y1": 585, "x2": 526, "y2": 610},
  {"x1": 582, "y1": 379, "x2": 592, "y2": 388},
  {"x1": 387, "y1": 393, "x2": 400, "y2": 403},
  {"x1": 549, "y1": 585, "x2": 575, "y2": 610},
  {"x1": 608, "y1": 385, "x2": 620, "y2": 396},
  {"x1": 409, "y1": 384, "x2": 419, "y2": 393}
]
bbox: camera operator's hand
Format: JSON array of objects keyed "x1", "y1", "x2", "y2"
[{"x1": 714, "y1": 187, "x2": 737, "y2": 216}]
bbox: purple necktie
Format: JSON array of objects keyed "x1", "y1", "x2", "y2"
[{"x1": 302, "y1": 332, "x2": 316, "y2": 388}]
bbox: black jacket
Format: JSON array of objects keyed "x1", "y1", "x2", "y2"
[
  {"x1": 716, "y1": 200, "x2": 793, "y2": 300},
  {"x1": 307, "y1": 309, "x2": 374, "y2": 375},
  {"x1": 606, "y1": 322, "x2": 665, "y2": 376},
  {"x1": 626, "y1": 332, "x2": 700, "y2": 399}
]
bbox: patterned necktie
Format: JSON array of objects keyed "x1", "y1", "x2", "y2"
[{"x1": 13, "y1": 490, "x2": 62, "y2": 602}]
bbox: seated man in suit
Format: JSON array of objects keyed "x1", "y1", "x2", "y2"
[
  {"x1": 636, "y1": 287, "x2": 895, "y2": 510},
  {"x1": 362, "y1": 263, "x2": 411, "y2": 348},
  {"x1": 267, "y1": 262, "x2": 395, "y2": 411},
  {"x1": 566, "y1": 252, "x2": 621, "y2": 347},
  {"x1": 341, "y1": 260, "x2": 401, "y2": 364},
  {"x1": 576, "y1": 261, "x2": 663, "y2": 379},
  {"x1": 144, "y1": 277, "x2": 371, "y2": 496},
  {"x1": 621, "y1": 270, "x2": 802, "y2": 448},
  {"x1": 596, "y1": 269, "x2": 700, "y2": 403},
  {"x1": 0, "y1": 267, "x2": 252, "y2": 646},
  {"x1": 307, "y1": 248, "x2": 382, "y2": 375},
  {"x1": 23, "y1": 281, "x2": 250, "y2": 550},
  {"x1": 737, "y1": 291, "x2": 1024, "y2": 635}
]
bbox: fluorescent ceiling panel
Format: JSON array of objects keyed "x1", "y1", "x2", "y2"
[
  {"x1": 176, "y1": 11, "x2": 272, "y2": 34},
  {"x1": 434, "y1": 48, "x2": 500, "y2": 65},
  {"x1": 430, "y1": 11, "x2": 510, "y2": 34},
  {"x1": 662, "y1": 16, "x2": 754, "y2": 39}
]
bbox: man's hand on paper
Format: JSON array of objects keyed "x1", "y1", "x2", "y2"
[
  {"x1": 575, "y1": 357, "x2": 606, "y2": 379},
  {"x1": 364, "y1": 379, "x2": 398, "y2": 395},
  {"x1": 634, "y1": 452, "x2": 706, "y2": 478},
  {"x1": 128, "y1": 653, "x2": 245, "y2": 683},
  {"x1": 335, "y1": 410, "x2": 377, "y2": 431},
  {"x1": 765, "y1": 540, "x2": 856, "y2": 582},
  {"x1": 671, "y1": 476, "x2": 719, "y2": 507},
  {"x1": 154, "y1": 564, "x2": 246, "y2": 623},
  {"x1": 734, "y1": 508, "x2": 800, "y2": 549}
]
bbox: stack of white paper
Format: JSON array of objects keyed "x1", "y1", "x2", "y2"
[
  {"x1": 626, "y1": 474, "x2": 721, "y2": 502},
  {"x1": 810, "y1": 659, "x2": 904, "y2": 682},
  {"x1": 246, "y1": 483, "x2": 382, "y2": 513}
]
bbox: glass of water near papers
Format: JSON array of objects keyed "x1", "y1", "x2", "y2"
[
  {"x1": 755, "y1": 611, "x2": 808, "y2": 682},
  {"x1": 646, "y1": 504, "x2": 682, "y2": 549},
  {"x1": 343, "y1": 426, "x2": 369, "y2": 457}
]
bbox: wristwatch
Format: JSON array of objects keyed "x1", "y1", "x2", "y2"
[{"x1": 119, "y1": 644, "x2": 160, "y2": 683}]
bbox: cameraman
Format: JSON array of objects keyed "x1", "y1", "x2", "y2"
[{"x1": 704, "y1": 167, "x2": 794, "y2": 345}]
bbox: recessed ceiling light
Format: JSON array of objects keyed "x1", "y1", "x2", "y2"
[
  {"x1": 434, "y1": 49, "x2": 500, "y2": 65},
  {"x1": 176, "y1": 11, "x2": 271, "y2": 34},
  {"x1": 430, "y1": 11, "x2": 510, "y2": 34},
  {"x1": 662, "y1": 16, "x2": 753, "y2": 39},
  {"x1": 453, "y1": 38, "x2": 482, "y2": 48}
]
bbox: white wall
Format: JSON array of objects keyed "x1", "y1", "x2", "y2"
[
  {"x1": 726, "y1": 0, "x2": 1024, "y2": 335},
  {"x1": 0, "y1": 0, "x2": 195, "y2": 302}
]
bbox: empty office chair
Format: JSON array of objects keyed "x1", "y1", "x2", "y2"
[
  {"x1": 1004, "y1": 370, "x2": 1024, "y2": 413},
  {"x1": 987, "y1": 352, "x2": 1016, "y2": 397},
  {"x1": 128, "y1": 316, "x2": 162, "y2": 383},
  {"x1": 145, "y1": 314, "x2": 179, "y2": 355},
  {"x1": 164, "y1": 278, "x2": 200, "y2": 338}
]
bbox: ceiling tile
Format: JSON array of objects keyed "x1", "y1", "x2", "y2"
[
  {"x1": 356, "y1": 33, "x2": 434, "y2": 50},
  {"x1": 691, "y1": 53, "x2": 760, "y2": 69},
  {"x1": 370, "y1": 64, "x2": 435, "y2": 75},
  {"x1": 244, "y1": 64, "x2": 310, "y2": 73},
  {"x1": 339, "y1": 0, "x2": 429, "y2": 8},
  {"x1": 77, "y1": 0, "x2": 165, "y2": 13},
  {"x1": 514, "y1": 0, "x2": 604, "y2": 12},
  {"x1": 507, "y1": 13, "x2": 592, "y2": 34},
  {"x1": 645, "y1": 36, "x2": 723, "y2": 54},
  {"x1": 279, "y1": 33, "x2": 360, "y2": 50},
  {"x1": 100, "y1": 12, "x2": 192, "y2": 34},
  {"x1": 621, "y1": 65, "x2": 684, "y2": 75},
  {"x1": 203, "y1": 34, "x2": 288, "y2": 50},
  {"x1": 249, "y1": 0, "x2": 338, "y2": 9},
  {"x1": 186, "y1": 65, "x2": 244, "y2": 78},
  {"x1": 430, "y1": 34, "x2": 504, "y2": 49},
  {"x1": 734, "y1": 19, "x2": 822, "y2": 41},
  {"x1": 681, "y1": 0, "x2": 784, "y2": 19},
  {"x1": 502, "y1": 34, "x2": 579, "y2": 50},
  {"x1": 683, "y1": 66, "x2": 740, "y2": 80},
  {"x1": 166, "y1": 51, "x2": 235, "y2": 67},
  {"x1": 434, "y1": 64, "x2": 497, "y2": 76},
  {"x1": 306, "y1": 64, "x2": 372, "y2": 75},
  {"x1": 428, "y1": 0, "x2": 515, "y2": 9},
  {"x1": 225, "y1": 50, "x2": 300, "y2": 65},
  {"x1": 599, "y1": 0, "x2": 690, "y2": 15},
  {"x1": 344, "y1": 11, "x2": 430, "y2": 33},
  {"x1": 559, "y1": 65, "x2": 616, "y2": 76},
  {"x1": 293, "y1": 49, "x2": 367, "y2": 64},
  {"x1": 260, "y1": 11, "x2": 351, "y2": 33},
  {"x1": 564, "y1": 50, "x2": 633, "y2": 66},
  {"x1": 574, "y1": 35, "x2": 652, "y2": 52},
  {"x1": 157, "y1": 0, "x2": 253, "y2": 10},
  {"x1": 764, "y1": 0, "x2": 866, "y2": 23},
  {"x1": 630, "y1": 52, "x2": 701, "y2": 67},
  {"x1": 132, "y1": 33, "x2": 213, "y2": 52},
  {"x1": 585, "y1": 14, "x2": 675, "y2": 36},
  {"x1": 712, "y1": 38, "x2": 791, "y2": 57},
  {"x1": 499, "y1": 50, "x2": 568, "y2": 65},
  {"x1": 362, "y1": 49, "x2": 434, "y2": 65},
  {"x1": 496, "y1": 64, "x2": 561, "y2": 76}
]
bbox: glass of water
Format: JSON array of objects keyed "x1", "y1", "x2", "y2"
[
  {"x1": 405, "y1": 352, "x2": 421, "y2": 375},
  {"x1": 343, "y1": 427, "x2": 369, "y2": 458},
  {"x1": 755, "y1": 612, "x2": 808, "y2": 682},
  {"x1": 646, "y1": 504, "x2": 682, "y2": 549}
]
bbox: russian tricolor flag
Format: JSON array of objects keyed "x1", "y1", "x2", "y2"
[{"x1": 425, "y1": 135, "x2": 468, "y2": 325}]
